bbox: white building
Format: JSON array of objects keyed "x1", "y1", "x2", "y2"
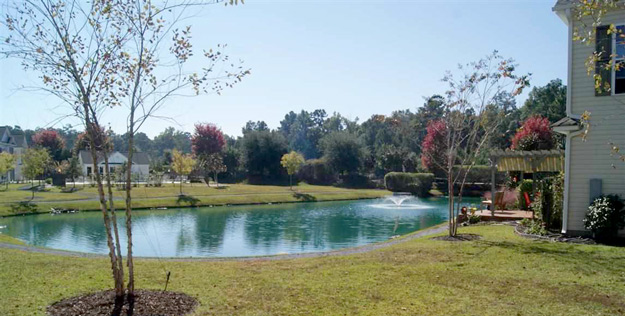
[
  {"x1": 552, "y1": 1, "x2": 625, "y2": 236},
  {"x1": 0, "y1": 126, "x2": 28, "y2": 181},
  {"x1": 78, "y1": 150, "x2": 150, "y2": 180}
]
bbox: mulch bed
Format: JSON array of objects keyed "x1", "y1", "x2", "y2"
[
  {"x1": 47, "y1": 289, "x2": 198, "y2": 316},
  {"x1": 431, "y1": 233, "x2": 482, "y2": 242},
  {"x1": 513, "y1": 224, "x2": 597, "y2": 245}
]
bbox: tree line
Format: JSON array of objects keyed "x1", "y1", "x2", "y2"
[{"x1": 4, "y1": 77, "x2": 566, "y2": 186}]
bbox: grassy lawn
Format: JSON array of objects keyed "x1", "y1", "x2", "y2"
[
  {"x1": 0, "y1": 183, "x2": 390, "y2": 216},
  {"x1": 1, "y1": 225, "x2": 624, "y2": 315}
]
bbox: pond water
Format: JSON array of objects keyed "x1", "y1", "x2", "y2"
[{"x1": 0, "y1": 197, "x2": 479, "y2": 257}]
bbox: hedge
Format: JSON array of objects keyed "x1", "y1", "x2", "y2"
[{"x1": 384, "y1": 172, "x2": 434, "y2": 197}]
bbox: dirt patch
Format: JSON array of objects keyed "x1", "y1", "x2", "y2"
[
  {"x1": 431, "y1": 233, "x2": 482, "y2": 242},
  {"x1": 47, "y1": 289, "x2": 198, "y2": 316}
]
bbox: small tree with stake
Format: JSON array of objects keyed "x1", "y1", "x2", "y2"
[
  {"x1": 422, "y1": 51, "x2": 530, "y2": 237},
  {"x1": 281, "y1": 151, "x2": 305, "y2": 190}
]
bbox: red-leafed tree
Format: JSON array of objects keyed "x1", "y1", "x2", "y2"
[
  {"x1": 32, "y1": 130, "x2": 65, "y2": 161},
  {"x1": 511, "y1": 115, "x2": 555, "y2": 151},
  {"x1": 192, "y1": 123, "x2": 226, "y2": 186},
  {"x1": 420, "y1": 119, "x2": 448, "y2": 177}
]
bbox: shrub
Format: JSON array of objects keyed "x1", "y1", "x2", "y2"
[
  {"x1": 520, "y1": 218, "x2": 548, "y2": 236},
  {"x1": 468, "y1": 214, "x2": 481, "y2": 224},
  {"x1": 384, "y1": 172, "x2": 434, "y2": 197},
  {"x1": 583, "y1": 195, "x2": 625, "y2": 241},
  {"x1": 518, "y1": 179, "x2": 533, "y2": 210}
]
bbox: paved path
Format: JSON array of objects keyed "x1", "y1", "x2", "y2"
[{"x1": 0, "y1": 225, "x2": 448, "y2": 262}]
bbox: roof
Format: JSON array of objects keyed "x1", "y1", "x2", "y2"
[
  {"x1": 490, "y1": 149, "x2": 565, "y2": 172},
  {"x1": 79, "y1": 150, "x2": 150, "y2": 165},
  {"x1": 552, "y1": 0, "x2": 574, "y2": 25},
  {"x1": 552, "y1": 117, "x2": 582, "y2": 134},
  {"x1": 12, "y1": 134, "x2": 27, "y2": 147},
  {"x1": 0, "y1": 126, "x2": 18, "y2": 147}
]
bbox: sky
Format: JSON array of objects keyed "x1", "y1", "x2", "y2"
[{"x1": 0, "y1": 0, "x2": 568, "y2": 138}]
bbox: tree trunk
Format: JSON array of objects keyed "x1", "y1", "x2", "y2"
[
  {"x1": 125, "y1": 122, "x2": 135, "y2": 298},
  {"x1": 289, "y1": 174, "x2": 292, "y2": 191},
  {"x1": 85, "y1": 119, "x2": 123, "y2": 298},
  {"x1": 214, "y1": 171, "x2": 219, "y2": 188},
  {"x1": 179, "y1": 175, "x2": 183, "y2": 195},
  {"x1": 103, "y1": 154, "x2": 125, "y2": 289}
]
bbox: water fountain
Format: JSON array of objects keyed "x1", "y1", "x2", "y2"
[{"x1": 371, "y1": 193, "x2": 433, "y2": 210}]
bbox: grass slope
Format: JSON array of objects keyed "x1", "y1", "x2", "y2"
[
  {"x1": 0, "y1": 183, "x2": 389, "y2": 216},
  {"x1": 1, "y1": 225, "x2": 624, "y2": 315}
]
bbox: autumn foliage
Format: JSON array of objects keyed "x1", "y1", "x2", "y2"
[
  {"x1": 510, "y1": 115, "x2": 555, "y2": 151},
  {"x1": 191, "y1": 123, "x2": 225, "y2": 157},
  {"x1": 420, "y1": 119, "x2": 448, "y2": 176}
]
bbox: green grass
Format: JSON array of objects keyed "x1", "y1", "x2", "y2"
[
  {"x1": 1, "y1": 225, "x2": 624, "y2": 315},
  {"x1": 0, "y1": 183, "x2": 389, "y2": 216}
]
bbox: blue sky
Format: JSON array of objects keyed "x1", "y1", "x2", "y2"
[{"x1": 0, "y1": 0, "x2": 567, "y2": 137}]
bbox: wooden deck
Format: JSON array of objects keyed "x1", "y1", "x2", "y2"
[{"x1": 474, "y1": 209, "x2": 534, "y2": 221}]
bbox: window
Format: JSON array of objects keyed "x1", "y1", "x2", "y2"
[
  {"x1": 614, "y1": 25, "x2": 625, "y2": 95},
  {"x1": 99, "y1": 166, "x2": 104, "y2": 174},
  {"x1": 87, "y1": 167, "x2": 92, "y2": 176},
  {"x1": 109, "y1": 166, "x2": 115, "y2": 173}
]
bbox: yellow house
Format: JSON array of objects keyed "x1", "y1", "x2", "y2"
[{"x1": 552, "y1": 1, "x2": 624, "y2": 236}]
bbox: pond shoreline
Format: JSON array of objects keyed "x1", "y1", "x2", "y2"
[{"x1": 0, "y1": 195, "x2": 389, "y2": 218}]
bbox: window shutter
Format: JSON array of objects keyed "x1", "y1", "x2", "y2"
[{"x1": 595, "y1": 25, "x2": 612, "y2": 96}]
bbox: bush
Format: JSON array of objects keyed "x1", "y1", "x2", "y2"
[
  {"x1": 584, "y1": 195, "x2": 625, "y2": 241},
  {"x1": 520, "y1": 218, "x2": 548, "y2": 236},
  {"x1": 518, "y1": 179, "x2": 533, "y2": 210},
  {"x1": 535, "y1": 174, "x2": 563, "y2": 230},
  {"x1": 45, "y1": 177, "x2": 52, "y2": 185},
  {"x1": 384, "y1": 172, "x2": 434, "y2": 197},
  {"x1": 297, "y1": 159, "x2": 337, "y2": 185},
  {"x1": 468, "y1": 214, "x2": 481, "y2": 224}
]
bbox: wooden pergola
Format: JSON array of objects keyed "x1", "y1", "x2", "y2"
[{"x1": 488, "y1": 149, "x2": 564, "y2": 216}]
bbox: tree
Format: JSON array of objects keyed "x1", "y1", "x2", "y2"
[
  {"x1": 192, "y1": 124, "x2": 226, "y2": 185},
  {"x1": 511, "y1": 116, "x2": 555, "y2": 151},
  {"x1": 420, "y1": 120, "x2": 448, "y2": 177},
  {"x1": 320, "y1": 132, "x2": 366, "y2": 175},
  {"x1": 0, "y1": 152, "x2": 17, "y2": 189},
  {"x1": 65, "y1": 156, "x2": 82, "y2": 188},
  {"x1": 2, "y1": 0, "x2": 247, "y2": 306},
  {"x1": 427, "y1": 51, "x2": 530, "y2": 237},
  {"x1": 242, "y1": 120, "x2": 269, "y2": 134},
  {"x1": 171, "y1": 149, "x2": 195, "y2": 195},
  {"x1": 200, "y1": 153, "x2": 227, "y2": 187},
  {"x1": 241, "y1": 130, "x2": 288, "y2": 182},
  {"x1": 22, "y1": 148, "x2": 51, "y2": 199},
  {"x1": 32, "y1": 130, "x2": 66, "y2": 161},
  {"x1": 520, "y1": 79, "x2": 567, "y2": 123},
  {"x1": 281, "y1": 151, "x2": 305, "y2": 190}
]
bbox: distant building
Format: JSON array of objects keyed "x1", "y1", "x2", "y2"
[
  {"x1": 78, "y1": 150, "x2": 150, "y2": 180},
  {"x1": 0, "y1": 126, "x2": 29, "y2": 181}
]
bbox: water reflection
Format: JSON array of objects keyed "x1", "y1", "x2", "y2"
[{"x1": 0, "y1": 198, "x2": 477, "y2": 257}]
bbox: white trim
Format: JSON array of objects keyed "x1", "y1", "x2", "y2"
[
  {"x1": 566, "y1": 8, "x2": 574, "y2": 117},
  {"x1": 553, "y1": 125, "x2": 580, "y2": 133},
  {"x1": 561, "y1": 129, "x2": 583, "y2": 234},
  {"x1": 612, "y1": 23, "x2": 625, "y2": 96}
]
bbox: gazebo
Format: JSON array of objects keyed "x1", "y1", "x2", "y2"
[{"x1": 488, "y1": 149, "x2": 565, "y2": 217}]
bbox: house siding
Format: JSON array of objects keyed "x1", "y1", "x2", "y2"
[{"x1": 567, "y1": 11, "x2": 625, "y2": 234}]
